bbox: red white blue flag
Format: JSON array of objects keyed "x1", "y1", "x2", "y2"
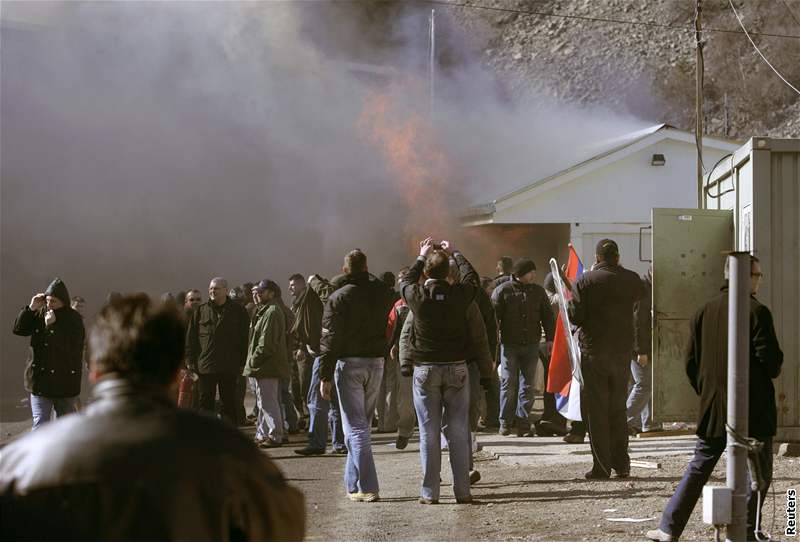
[{"x1": 546, "y1": 245, "x2": 584, "y2": 420}]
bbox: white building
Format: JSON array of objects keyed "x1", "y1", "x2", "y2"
[{"x1": 463, "y1": 124, "x2": 740, "y2": 275}]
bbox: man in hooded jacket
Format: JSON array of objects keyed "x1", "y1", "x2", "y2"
[{"x1": 13, "y1": 278, "x2": 85, "y2": 430}]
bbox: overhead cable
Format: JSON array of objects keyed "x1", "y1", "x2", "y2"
[
  {"x1": 728, "y1": 0, "x2": 800, "y2": 96},
  {"x1": 412, "y1": 0, "x2": 800, "y2": 40}
]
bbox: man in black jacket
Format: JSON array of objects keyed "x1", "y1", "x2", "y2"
[
  {"x1": 400, "y1": 238, "x2": 481, "y2": 504},
  {"x1": 492, "y1": 258, "x2": 555, "y2": 437},
  {"x1": 568, "y1": 240, "x2": 645, "y2": 479},
  {"x1": 186, "y1": 277, "x2": 250, "y2": 424},
  {"x1": 647, "y1": 256, "x2": 783, "y2": 542},
  {"x1": 626, "y1": 266, "x2": 658, "y2": 434},
  {"x1": 13, "y1": 278, "x2": 85, "y2": 430},
  {"x1": 319, "y1": 250, "x2": 394, "y2": 502}
]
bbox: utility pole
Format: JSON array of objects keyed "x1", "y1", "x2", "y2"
[
  {"x1": 695, "y1": 0, "x2": 705, "y2": 209},
  {"x1": 724, "y1": 92, "x2": 730, "y2": 137},
  {"x1": 429, "y1": 9, "x2": 436, "y2": 120},
  {"x1": 726, "y1": 253, "x2": 750, "y2": 542}
]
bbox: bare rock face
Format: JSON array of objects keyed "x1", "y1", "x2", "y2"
[{"x1": 449, "y1": 0, "x2": 800, "y2": 138}]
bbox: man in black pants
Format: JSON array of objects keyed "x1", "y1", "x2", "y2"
[
  {"x1": 647, "y1": 256, "x2": 782, "y2": 542},
  {"x1": 568, "y1": 240, "x2": 644, "y2": 478},
  {"x1": 186, "y1": 277, "x2": 250, "y2": 424}
]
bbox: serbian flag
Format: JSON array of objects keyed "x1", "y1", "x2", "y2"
[{"x1": 546, "y1": 245, "x2": 584, "y2": 421}]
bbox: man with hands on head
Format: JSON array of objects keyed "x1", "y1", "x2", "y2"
[
  {"x1": 13, "y1": 278, "x2": 85, "y2": 430},
  {"x1": 400, "y1": 237, "x2": 482, "y2": 505}
]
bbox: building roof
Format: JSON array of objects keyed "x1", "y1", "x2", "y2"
[{"x1": 466, "y1": 124, "x2": 741, "y2": 217}]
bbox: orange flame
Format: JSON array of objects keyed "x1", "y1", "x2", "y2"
[{"x1": 357, "y1": 89, "x2": 457, "y2": 251}]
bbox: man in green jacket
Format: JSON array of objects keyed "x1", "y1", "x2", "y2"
[{"x1": 244, "y1": 280, "x2": 290, "y2": 448}]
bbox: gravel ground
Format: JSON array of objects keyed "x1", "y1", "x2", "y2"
[
  {"x1": 271, "y1": 430, "x2": 798, "y2": 542},
  {"x1": 3, "y1": 413, "x2": 796, "y2": 541}
]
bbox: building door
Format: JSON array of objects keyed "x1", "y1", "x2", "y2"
[{"x1": 651, "y1": 208, "x2": 733, "y2": 422}]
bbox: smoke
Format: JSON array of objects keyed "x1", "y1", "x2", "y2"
[{"x1": 1, "y1": 1, "x2": 647, "y2": 415}]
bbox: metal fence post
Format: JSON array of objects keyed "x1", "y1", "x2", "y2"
[{"x1": 726, "y1": 252, "x2": 750, "y2": 541}]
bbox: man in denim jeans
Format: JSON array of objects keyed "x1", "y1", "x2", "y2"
[
  {"x1": 400, "y1": 238, "x2": 482, "y2": 504},
  {"x1": 492, "y1": 259, "x2": 555, "y2": 437},
  {"x1": 319, "y1": 250, "x2": 394, "y2": 503},
  {"x1": 626, "y1": 266, "x2": 660, "y2": 435}
]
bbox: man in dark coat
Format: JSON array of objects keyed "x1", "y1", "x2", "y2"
[
  {"x1": 647, "y1": 256, "x2": 783, "y2": 542},
  {"x1": 2, "y1": 294, "x2": 305, "y2": 542},
  {"x1": 293, "y1": 273, "x2": 346, "y2": 456},
  {"x1": 13, "y1": 278, "x2": 85, "y2": 430},
  {"x1": 492, "y1": 258, "x2": 555, "y2": 437},
  {"x1": 400, "y1": 238, "x2": 482, "y2": 504},
  {"x1": 319, "y1": 249, "x2": 394, "y2": 502},
  {"x1": 626, "y1": 266, "x2": 658, "y2": 434},
  {"x1": 185, "y1": 277, "x2": 250, "y2": 424},
  {"x1": 568, "y1": 240, "x2": 645, "y2": 478}
]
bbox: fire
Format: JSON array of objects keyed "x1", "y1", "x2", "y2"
[
  {"x1": 357, "y1": 85, "x2": 555, "y2": 276},
  {"x1": 357, "y1": 89, "x2": 457, "y2": 251}
]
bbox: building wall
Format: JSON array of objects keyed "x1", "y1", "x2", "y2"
[{"x1": 491, "y1": 139, "x2": 732, "y2": 224}]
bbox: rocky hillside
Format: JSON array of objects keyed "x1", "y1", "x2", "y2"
[{"x1": 449, "y1": 0, "x2": 800, "y2": 138}]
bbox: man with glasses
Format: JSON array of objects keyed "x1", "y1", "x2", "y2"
[{"x1": 647, "y1": 256, "x2": 783, "y2": 542}]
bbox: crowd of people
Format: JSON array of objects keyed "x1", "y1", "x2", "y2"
[{"x1": 2, "y1": 238, "x2": 784, "y2": 541}]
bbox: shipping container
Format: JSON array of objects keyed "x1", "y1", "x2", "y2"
[{"x1": 704, "y1": 138, "x2": 800, "y2": 440}]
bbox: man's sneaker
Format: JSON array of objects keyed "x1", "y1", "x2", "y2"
[
  {"x1": 645, "y1": 528, "x2": 674, "y2": 541},
  {"x1": 499, "y1": 425, "x2": 511, "y2": 436},
  {"x1": 469, "y1": 470, "x2": 481, "y2": 485},
  {"x1": 257, "y1": 438, "x2": 282, "y2": 449},
  {"x1": 348, "y1": 492, "x2": 379, "y2": 503},
  {"x1": 418, "y1": 497, "x2": 438, "y2": 505},
  {"x1": 395, "y1": 436, "x2": 409, "y2": 450},
  {"x1": 563, "y1": 433, "x2": 585, "y2": 444},
  {"x1": 628, "y1": 425, "x2": 641, "y2": 436},
  {"x1": 584, "y1": 469, "x2": 610, "y2": 480},
  {"x1": 294, "y1": 447, "x2": 325, "y2": 456},
  {"x1": 613, "y1": 469, "x2": 630, "y2": 479},
  {"x1": 331, "y1": 447, "x2": 348, "y2": 455}
]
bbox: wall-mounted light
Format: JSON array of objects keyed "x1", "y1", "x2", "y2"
[{"x1": 651, "y1": 153, "x2": 666, "y2": 166}]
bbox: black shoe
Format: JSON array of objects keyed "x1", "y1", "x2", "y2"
[
  {"x1": 332, "y1": 447, "x2": 348, "y2": 455},
  {"x1": 535, "y1": 420, "x2": 568, "y2": 437},
  {"x1": 628, "y1": 425, "x2": 641, "y2": 436},
  {"x1": 294, "y1": 447, "x2": 325, "y2": 456},
  {"x1": 258, "y1": 438, "x2": 282, "y2": 449},
  {"x1": 499, "y1": 425, "x2": 511, "y2": 436},
  {"x1": 613, "y1": 469, "x2": 630, "y2": 478},
  {"x1": 469, "y1": 470, "x2": 481, "y2": 485},
  {"x1": 584, "y1": 469, "x2": 610, "y2": 480},
  {"x1": 516, "y1": 426, "x2": 532, "y2": 437},
  {"x1": 395, "y1": 436, "x2": 409, "y2": 450},
  {"x1": 563, "y1": 433, "x2": 585, "y2": 444}
]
